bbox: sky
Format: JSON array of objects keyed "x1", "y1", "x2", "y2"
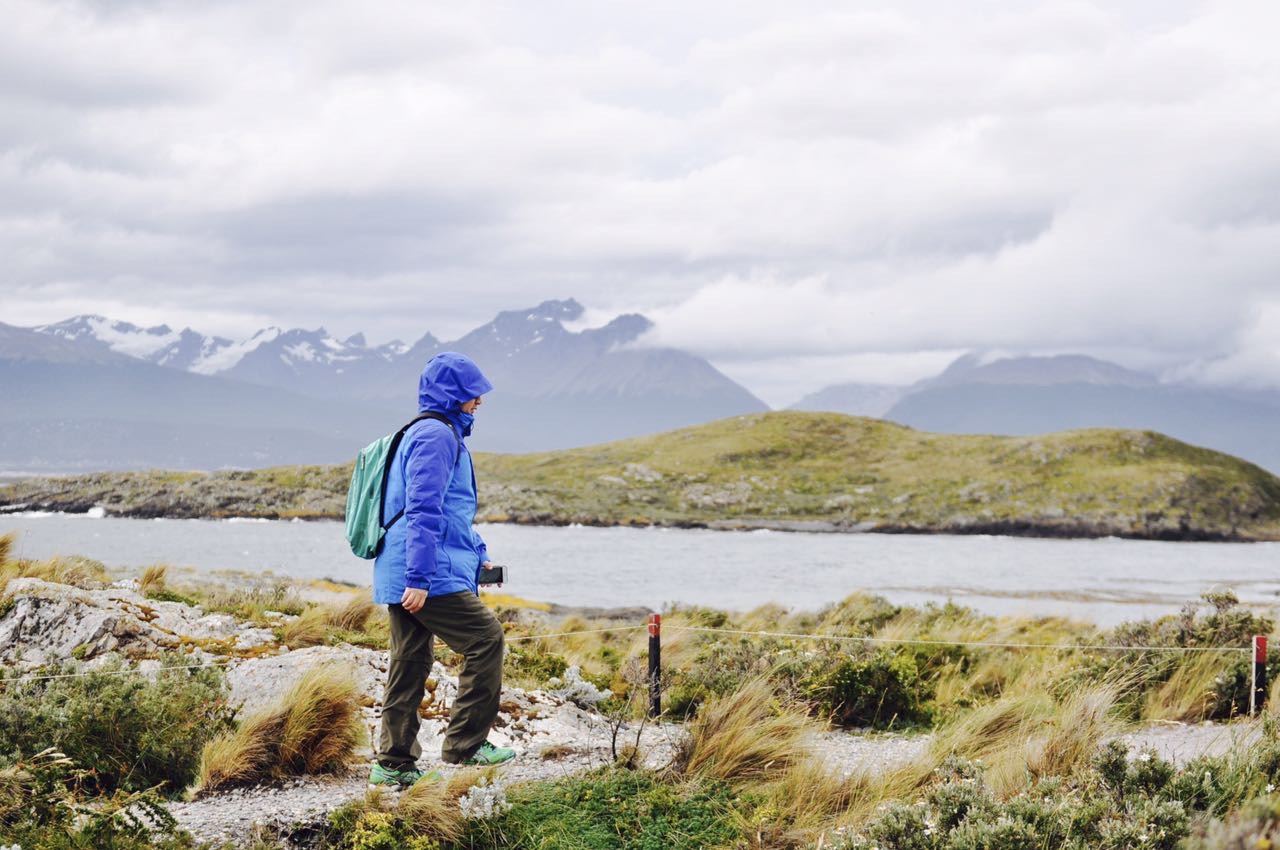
[{"x1": 2, "y1": 0, "x2": 1279, "y2": 406}]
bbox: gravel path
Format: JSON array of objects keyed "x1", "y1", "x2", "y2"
[{"x1": 175, "y1": 710, "x2": 1262, "y2": 847}]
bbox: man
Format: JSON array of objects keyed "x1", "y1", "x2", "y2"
[{"x1": 369, "y1": 351, "x2": 515, "y2": 788}]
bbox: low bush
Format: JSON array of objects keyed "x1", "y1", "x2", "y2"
[
  {"x1": 663, "y1": 636, "x2": 787, "y2": 718},
  {"x1": 1090, "y1": 590, "x2": 1274, "y2": 721},
  {"x1": 195, "y1": 579, "x2": 306, "y2": 624},
  {"x1": 825, "y1": 725, "x2": 1280, "y2": 850},
  {"x1": 503, "y1": 646, "x2": 568, "y2": 686},
  {"x1": 0, "y1": 749, "x2": 195, "y2": 850},
  {"x1": 470, "y1": 768, "x2": 740, "y2": 850},
  {"x1": 802, "y1": 649, "x2": 931, "y2": 729},
  {"x1": 0, "y1": 657, "x2": 234, "y2": 797}
]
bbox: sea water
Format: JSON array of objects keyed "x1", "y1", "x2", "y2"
[{"x1": 4, "y1": 513, "x2": 1277, "y2": 626}]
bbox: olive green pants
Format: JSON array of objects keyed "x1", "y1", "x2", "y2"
[{"x1": 377, "y1": 591, "x2": 505, "y2": 767}]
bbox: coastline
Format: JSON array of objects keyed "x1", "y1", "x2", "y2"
[{"x1": 2, "y1": 502, "x2": 1274, "y2": 543}]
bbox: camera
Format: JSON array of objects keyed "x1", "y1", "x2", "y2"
[{"x1": 478, "y1": 564, "x2": 507, "y2": 586}]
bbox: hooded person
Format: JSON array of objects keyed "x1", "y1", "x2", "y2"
[{"x1": 369, "y1": 351, "x2": 515, "y2": 787}]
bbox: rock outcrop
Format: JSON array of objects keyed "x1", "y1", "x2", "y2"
[{"x1": 0, "y1": 577, "x2": 276, "y2": 668}]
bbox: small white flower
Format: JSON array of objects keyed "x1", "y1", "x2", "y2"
[
  {"x1": 458, "y1": 775, "x2": 513, "y2": 821},
  {"x1": 1268, "y1": 783, "x2": 1276, "y2": 794}
]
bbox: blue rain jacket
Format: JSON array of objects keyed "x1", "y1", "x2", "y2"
[{"x1": 373, "y1": 352, "x2": 494, "y2": 604}]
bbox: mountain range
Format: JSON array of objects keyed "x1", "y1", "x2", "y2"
[
  {"x1": 9, "y1": 301, "x2": 1280, "y2": 475},
  {"x1": 792, "y1": 353, "x2": 1280, "y2": 473},
  {"x1": 5, "y1": 300, "x2": 767, "y2": 470}
]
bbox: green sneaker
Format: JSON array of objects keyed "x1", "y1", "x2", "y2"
[
  {"x1": 463, "y1": 741, "x2": 516, "y2": 766},
  {"x1": 369, "y1": 763, "x2": 441, "y2": 788}
]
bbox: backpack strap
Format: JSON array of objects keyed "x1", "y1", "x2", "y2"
[{"x1": 379, "y1": 412, "x2": 461, "y2": 532}]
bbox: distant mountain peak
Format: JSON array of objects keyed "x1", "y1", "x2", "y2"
[
  {"x1": 929, "y1": 352, "x2": 1157, "y2": 388},
  {"x1": 587, "y1": 313, "x2": 653, "y2": 347},
  {"x1": 528, "y1": 298, "x2": 584, "y2": 321}
]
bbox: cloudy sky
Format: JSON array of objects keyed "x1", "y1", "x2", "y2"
[{"x1": 3, "y1": 0, "x2": 1279, "y2": 405}]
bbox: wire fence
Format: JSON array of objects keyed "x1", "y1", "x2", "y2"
[{"x1": 663, "y1": 624, "x2": 1255, "y2": 655}]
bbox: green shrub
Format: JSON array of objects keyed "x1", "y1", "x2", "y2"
[
  {"x1": 664, "y1": 637, "x2": 787, "y2": 718},
  {"x1": 0, "y1": 749, "x2": 195, "y2": 849},
  {"x1": 1090, "y1": 590, "x2": 1274, "y2": 720},
  {"x1": 802, "y1": 650, "x2": 931, "y2": 728},
  {"x1": 471, "y1": 768, "x2": 740, "y2": 850},
  {"x1": 1183, "y1": 793, "x2": 1280, "y2": 849},
  {"x1": 0, "y1": 657, "x2": 235, "y2": 796},
  {"x1": 503, "y1": 647, "x2": 568, "y2": 685},
  {"x1": 322, "y1": 769, "x2": 740, "y2": 850},
  {"x1": 824, "y1": 730, "x2": 1280, "y2": 850}
]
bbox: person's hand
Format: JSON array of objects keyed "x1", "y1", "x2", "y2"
[{"x1": 401, "y1": 587, "x2": 427, "y2": 614}]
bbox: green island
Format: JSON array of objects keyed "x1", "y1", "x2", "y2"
[{"x1": 4, "y1": 412, "x2": 1280, "y2": 541}]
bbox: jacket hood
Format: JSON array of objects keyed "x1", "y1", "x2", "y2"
[{"x1": 418, "y1": 351, "x2": 493, "y2": 414}]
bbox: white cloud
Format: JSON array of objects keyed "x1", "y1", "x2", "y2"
[{"x1": 1, "y1": 0, "x2": 1279, "y2": 395}]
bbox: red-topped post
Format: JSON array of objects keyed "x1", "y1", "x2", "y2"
[
  {"x1": 647, "y1": 614, "x2": 662, "y2": 718},
  {"x1": 1253, "y1": 635, "x2": 1269, "y2": 716}
]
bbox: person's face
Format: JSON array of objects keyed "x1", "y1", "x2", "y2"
[{"x1": 459, "y1": 396, "x2": 483, "y2": 414}]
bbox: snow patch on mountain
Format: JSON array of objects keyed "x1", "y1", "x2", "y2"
[
  {"x1": 190, "y1": 328, "x2": 282, "y2": 374},
  {"x1": 35, "y1": 315, "x2": 180, "y2": 360}
]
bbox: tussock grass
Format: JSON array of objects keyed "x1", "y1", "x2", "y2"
[
  {"x1": 196, "y1": 665, "x2": 364, "y2": 794},
  {"x1": 137, "y1": 564, "x2": 168, "y2": 597},
  {"x1": 329, "y1": 594, "x2": 376, "y2": 632},
  {"x1": 1144, "y1": 652, "x2": 1231, "y2": 722},
  {"x1": 677, "y1": 678, "x2": 814, "y2": 785},
  {"x1": 0, "y1": 548, "x2": 108, "y2": 594},
  {"x1": 396, "y1": 768, "x2": 488, "y2": 841},
  {"x1": 194, "y1": 580, "x2": 306, "y2": 624},
  {"x1": 1026, "y1": 685, "x2": 1119, "y2": 779},
  {"x1": 0, "y1": 758, "x2": 36, "y2": 823},
  {"x1": 281, "y1": 606, "x2": 331, "y2": 647},
  {"x1": 739, "y1": 758, "x2": 859, "y2": 846},
  {"x1": 282, "y1": 595, "x2": 380, "y2": 647}
]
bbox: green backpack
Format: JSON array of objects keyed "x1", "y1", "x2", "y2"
[{"x1": 344, "y1": 412, "x2": 458, "y2": 559}]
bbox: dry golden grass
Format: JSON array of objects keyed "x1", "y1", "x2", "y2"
[
  {"x1": 281, "y1": 606, "x2": 331, "y2": 648},
  {"x1": 740, "y1": 759, "x2": 860, "y2": 847},
  {"x1": 0, "y1": 762, "x2": 28, "y2": 823},
  {"x1": 391, "y1": 768, "x2": 489, "y2": 841},
  {"x1": 195, "y1": 665, "x2": 364, "y2": 794},
  {"x1": 329, "y1": 594, "x2": 376, "y2": 632},
  {"x1": 398, "y1": 778, "x2": 465, "y2": 842},
  {"x1": 479, "y1": 591, "x2": 552, "y2": 612},
  {"x1": 678, "y1": 677, "x2": 814, "y2": 786},
  {"x1": 0, "y1": 550, "x2": 108, "y2": 593},
  {"x1": 1143, "y1": 653, "x2": 1230, "y2": 722},
  {"x1": 138, "y1": 564, "x2": 168, "y2": 597},
  {"x1": 1025, "y1": 685, "x2": 1118, "y2": 781},
  {"x1": 282, "y1": 595, "x2": 380, "y2": 647},
  {"x1": 0, "y1": 532, "x2": 11, "y2": 566}
]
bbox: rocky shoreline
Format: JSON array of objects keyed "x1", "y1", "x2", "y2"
[{"x1": 0, "y1": 500, "x2": 1265, "y2": 543}]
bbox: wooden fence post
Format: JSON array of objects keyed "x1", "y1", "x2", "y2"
[{"x1": 647, "y1": 614, "x2": 662, "y2": 718}]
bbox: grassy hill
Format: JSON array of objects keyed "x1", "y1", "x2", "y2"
[{"x1": 3, "y1": 412, "x2": 1279, "y2": 540}]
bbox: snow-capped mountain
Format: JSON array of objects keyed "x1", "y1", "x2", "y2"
[
  {"x1": 32, "y1": 316, "x2": 411, "y2": 383},
  {"x1": 21, "y1": 299, "x2": 769, "y2": 459}
]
